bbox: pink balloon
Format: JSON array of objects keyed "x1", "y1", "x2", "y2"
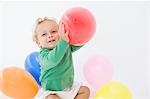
[
  {"x1": 83, "y1": 55, "x2": 113, "y2": 90},
  {"x1": 60, "y1": 7, "x2": 96, "y2": 45}
]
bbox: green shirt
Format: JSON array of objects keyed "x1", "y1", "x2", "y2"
[{"x1": 39, "y1": 39, "x2": 82, "y2": 91}]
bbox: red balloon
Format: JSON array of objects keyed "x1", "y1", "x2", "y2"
[{"x1": 60, "y1": 7, "x2": 96, "y2": 45}]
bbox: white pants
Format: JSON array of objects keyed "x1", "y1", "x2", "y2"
[{"x1": 35, "y1": 82, "x2": 81, "y2": 99}]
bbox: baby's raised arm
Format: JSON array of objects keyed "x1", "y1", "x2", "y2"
[{"x1": 59, "y1": 23, "x2": 69, "y2": 43}]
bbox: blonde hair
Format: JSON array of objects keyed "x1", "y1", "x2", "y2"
[{"x1": 32, "y1": 17, "x2": 57, "y2": 44}]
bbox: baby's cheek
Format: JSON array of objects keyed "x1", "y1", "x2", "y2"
[{"x1": 57, "y1": 35, "x2": 60, "y2": 40}]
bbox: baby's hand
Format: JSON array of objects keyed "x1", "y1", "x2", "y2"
[{"x1": 59, "y1": 24, "x2": 69, "y2": 43}]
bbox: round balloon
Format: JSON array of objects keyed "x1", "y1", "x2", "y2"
[
  {"x1": 83, "y1": 54, "x2": 113, "y2": 90},
  {"x1": 60, "y1": 7, "x2": 96, "y2": 45},
  {"x1": 0, "y1": 67, "x2": 39, "y2": 98},
  {"x1": 94, "y1": 82, "x2": 132, "y2": 99},
  {"x1": 24, "y1": 52, "x2": 41, "y2": 86},
  {"x1": 0, "y1": 70, "x2": 2, "y2": 91}
]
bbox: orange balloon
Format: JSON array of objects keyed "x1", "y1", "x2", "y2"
[
  {"x1": 0, "y1": 70, "x2": 2, "y2": 91},
  {"x1": 13, "y1": 98, "x2": 34, "y2": 99},
  {"x1": 0, "y1": 67, "x2": 39, "y2": 98}
]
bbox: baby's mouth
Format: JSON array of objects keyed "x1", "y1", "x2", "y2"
[{"x1": 48, "y1": 39, "x2": 56, "y2": 44}]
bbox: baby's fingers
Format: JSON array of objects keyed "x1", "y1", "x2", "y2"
[
  {"x1": 61, "y1": 24, "x2": 65, "y2": 33},
  {"x1": 65, "y1": 31, "x2": 69, "y2": 36}
]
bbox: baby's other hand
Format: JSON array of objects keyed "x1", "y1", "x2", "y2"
[{"x1": 59, "y1": 24, "x2": 69, "y2": 43}]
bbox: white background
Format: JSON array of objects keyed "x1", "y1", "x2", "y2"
[{"x1": 0, "y1": 1, "x2": 149, "y2": 99}]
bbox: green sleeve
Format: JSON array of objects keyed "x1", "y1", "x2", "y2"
[
  {"x1": 39, "y1": 39, "x2": 69, "y2": 68},
  {"x1": 70, "y1": 44, "x2": 84, "y2": 53}
]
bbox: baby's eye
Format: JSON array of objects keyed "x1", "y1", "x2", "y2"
[
  {"x1": 41, "y1": 33, "x2": 46, "y2": 36},
  {"x1": 51, "y1": 31, "x2": 57, "y2": 34}
]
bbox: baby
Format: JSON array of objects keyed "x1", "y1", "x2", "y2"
[{"x1": 33, "y1": 17, "x2": 90, "y2": 99}]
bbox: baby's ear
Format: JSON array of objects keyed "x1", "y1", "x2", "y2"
[
  {"x1": 36, "y1": 41, "x2": 41, "y2": 48},
  {"x1": 38, "y1": 44, "x2": 42, "y2": 48}
]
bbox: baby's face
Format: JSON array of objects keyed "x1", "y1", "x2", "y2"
[{"x1": 36, "y1": 20, "x2": 60, "y2": 48}]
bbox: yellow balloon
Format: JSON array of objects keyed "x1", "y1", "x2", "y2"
[{"x1": 94, "y1": 82, "x2": 132, "y2": 99}]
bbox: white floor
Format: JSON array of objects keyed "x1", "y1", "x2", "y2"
[{"x1": 0, "y1": 92, "x2": 11, "y2": 99}]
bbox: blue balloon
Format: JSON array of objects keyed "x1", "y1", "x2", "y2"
[{"x1": 24, "y1": 52, "x2": 41, "y2": 86}]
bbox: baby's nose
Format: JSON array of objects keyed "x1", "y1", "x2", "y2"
[{"x1": 48, "y1": 32, "x2": 53, "y2": 38}]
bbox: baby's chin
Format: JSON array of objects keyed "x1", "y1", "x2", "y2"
[{"x1": 48, "y1": 44, "x2": 56, "y2": 49}]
